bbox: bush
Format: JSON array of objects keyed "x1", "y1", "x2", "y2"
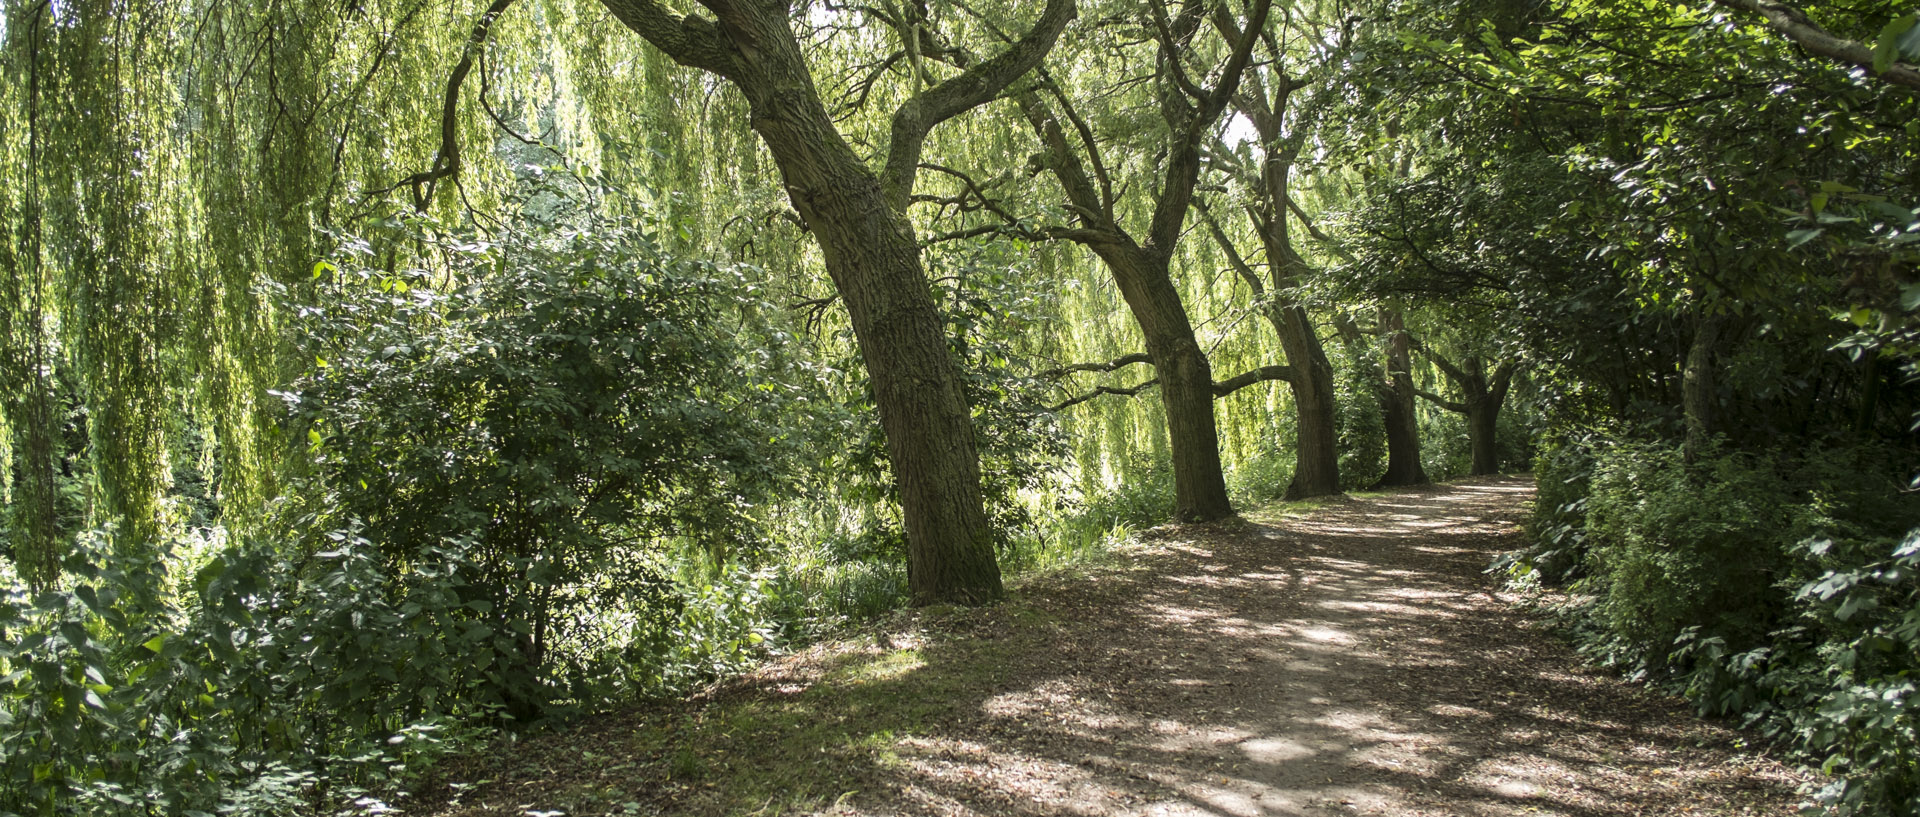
[
  {"x1": 1517, "y1": 429, "x2": 1600, "y2": 584},
  {"x1": 1332, "y1": 342, "x2": 1388, "y2": 491},
  {"x1": 1517, "y1": 432, "x2": 1920, "y2": 815},
  {"x1": 277, "y1": 213, "x2": 794, "y2": 721},
  {"x1": 0, "y1": 531, "x2": 495, "y2": 816},
  {"x1": 1582, "y1": 441, "x2": 1803, "y2": 668}
]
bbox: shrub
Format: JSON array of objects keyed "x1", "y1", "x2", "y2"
[
  {"x1": 1517, "y1": 432, "x2": 1920, "y2": 815},
  {"x1": 1581, "y1": 441, "x2": 1802, "y2": 668},
  {"x1": 277, "y1": 214, "x2": 794, "y2": 720},
  {"x1": 1332, "y1": 342, "x2": 1388, "y2": 491}
]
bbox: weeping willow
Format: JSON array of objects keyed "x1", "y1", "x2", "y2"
[{"x1": 0, "y1": 0, "x2": 1332, "y2": 590}]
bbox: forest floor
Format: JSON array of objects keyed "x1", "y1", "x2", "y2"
[{"x1": 419, "y1": 476, "x2": 1814, "y2": 816}]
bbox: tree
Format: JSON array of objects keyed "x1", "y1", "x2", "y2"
[
  {"x1": 595, "y1": 0, "x2": 1076, "y2": 604},
  {"x1": 1410, "y1": 337, "x2": 1519, "y2": 476},
  {"x1": 1005, "y1": 0, "x2": 1271, "y2": 522},
  {"x1": 1198, "y1": 3, "x2": 1353, "y2": 500}
]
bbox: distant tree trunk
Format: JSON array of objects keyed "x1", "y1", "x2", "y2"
[
  {"x1": 601, "y1": 0, "x2": 1076, "y2": 604},
  {"x1": 1378, "y1": 310, "x2": 1428, "y2": 486},
  {"x1": 1855, "y1": 356, "x2": 1883, "y2": 435},
  {"x1": 1464, "y1": 392, "x2": 1502, "y2": 476},
  {"x1": 1414, "y1": 344, "x2": 1518, "y2": 477},
  {"x1": 1682, "y1": 313, "x2": 1724, "y2": 455}
]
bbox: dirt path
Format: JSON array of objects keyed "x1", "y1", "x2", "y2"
[{"x1": 429, "y1": 477, "x2": 1811, "y2": 817}]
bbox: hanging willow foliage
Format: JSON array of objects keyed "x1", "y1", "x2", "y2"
[{"x1": 0, "y1": 0, "x2": 1313, "y2": 588}]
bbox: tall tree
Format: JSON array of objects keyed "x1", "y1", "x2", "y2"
[
  {"x1": 1007, "y1": 0, "x2": 1272, "y2": 522},
  {"x1": 1202, "y1": 5, "x2": 1347, "y2": 499},
  {"x1": 594, "y1": 0, "x2": 1074, "y2": 604}
]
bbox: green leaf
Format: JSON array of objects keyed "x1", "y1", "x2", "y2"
[
  {"x1": 1902, "y1": 283, "x2": 1920, "y2": 313},
  {"x1": 193, "y1": 558, "x2": 226, "y2": 596},
  {"x1": 1786, "y1": 228, "x2": 1823, "y2": 248},
  {"x1": 142, "y1": 634, "x2": 169, "y2": 654},
  {"x1": 1874, "y1": 15, "x2": 1918, "y2": 73}
]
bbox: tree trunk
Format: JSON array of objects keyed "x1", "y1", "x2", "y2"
[
  {"x1": 1249, "y1": 144, "x2": 1340, "y2": 500},
  {"x1": 1378, "y1": 311, "x2": 1428, "y2": 486},
  {"x1": 1098, "y1": 246, "x2": 1233, "y2": 522},
  {"x1": 757, "y1": 131, "x2": 1001, "y2": 605},
  {"x1": 1855, "y1": 356, "x2": 1882, "y2": 435},
  {"x1": 1271, "y1": 304, "x2": 1341, "y2": 499},
  {"x1": 1465, "y1": 395, "x2": 1501, "y2": 476},
  {"x1": 605, "y1": 0, "x2": 1007, "y2": 604},
  {"x1": 1682, "y1": 313, "x2": 1723, "y2": 456}
]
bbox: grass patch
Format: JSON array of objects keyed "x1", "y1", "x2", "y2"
[{"x1": 429, "y1": 597, "x2": 1051, "y2": 817}]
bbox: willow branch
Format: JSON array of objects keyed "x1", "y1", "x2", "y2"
[
  {"x1": 1049, "y1": 380, "x2": 1160, "y2": 411},
  {"x1": 1286, "y1": 194, "x2": 1357, "y2": 263},
  {"x1": 368, "y1": 0, "x2": 517, "y2": 211},
  {"x1": 598, "y1": 0, "x2": 740, "y2": 78},
  {"x1": 881, "y1": 0, "x2": 1077, "y2": 210},
  {"x1": 1197, "y1": 199, "x2": 1266, "y2": 298},
  {"x1": 1040, "y1": 352, "x2": 1154, "y2": 379},
  {"x1": 1412, "y1": 340, "x2": 1471, "y2": 386},
  {"x1": 1414, "y1": 388, "x2": 1468, "y2": 414}
]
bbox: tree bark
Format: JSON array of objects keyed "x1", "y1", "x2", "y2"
[
  {"x1": 1682, "y1": 313, "x2": 1724, "y2": 455},
  {"x1": 1378, "y1": 310, "x2": 1428, "y2": 486},
  {"x1": 1464, "y1": 394, "x2": 1502, "y2": 476},
  {"x1": 599, "y1": 0, "x2": 1075, "y2": 604},
  {"x1": 1095, "y1": 247, "x2": 1233, "y2": 522},
  {"x1": 1009, "y1": 0, "x2": 1269, "y2": 522},
  {"x1": 1273, "y1": 304, "x2": 1342, "y2": 498}
]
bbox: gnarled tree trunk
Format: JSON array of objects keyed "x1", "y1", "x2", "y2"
[
  {"x1": 1011, "y1": 0, "x2": 1269, "y2": 522},
  {"x1": 600, "y1": 0, "x2": 1076, "y2": 604},
  {"x1": 1094, "y1": 246, "x2": 1232, "y2": 522}
]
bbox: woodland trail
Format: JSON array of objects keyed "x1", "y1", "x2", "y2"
[{"x1": 430, "y1": 477, "x2": 1811, "y2": 817}]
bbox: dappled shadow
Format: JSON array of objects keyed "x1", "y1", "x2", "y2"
[
  {"x1": 434, "y1": 478, "x2": 1806, "y2": 816},
  {"x1": 836, "y1": 477, "x2": 1804, "y2": 816}
]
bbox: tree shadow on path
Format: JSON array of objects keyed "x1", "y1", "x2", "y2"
[{"x1": 437, "y1": 477, "x2": 1809, "y2": 817}]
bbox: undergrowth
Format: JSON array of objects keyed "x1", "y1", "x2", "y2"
[{"x1": 1507, "y1": 432, "x2": 1920, "y2": 816}]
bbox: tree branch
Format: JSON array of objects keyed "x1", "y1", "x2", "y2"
[
  {"x1": 1049, "y1": 379, "x2": 1160, "y2": 411},
  {"x1": 1039, "y1": 352, "x2": 1154, "y2": 379},
  {"x1": 1046, "y1": 359, "x2": 1294, "y2": 410},
  {"x1": 598, "y1": 0, "x2": 740, "y2": 78},
  {"x1": 1212, "y1": 364, "x2": 1295, "y2": 396},
  {"x1": 1015, "y1": 89, "x2": 1116, "y2": 236},
  {"x1": 1711, "y1": 0, "x2": 1920, "y2": 90},
  {"x1": 1414, "y1": 387, "x2": 1468, "y2": 414},
  {"x1": 1197, "y1": 199, "x2": 1266, "y2": 299},
  {"x1": 881, "y1": 0, "x2": 1077, "y2": 210},
  {"x1": 1286, "y1": 194, "x2": 1357, "y2": 262},
  {"x1": 367, "y1": 0, "x2": 517, "y2": 211},
  {"x1": 1147, "y1": 0, "x2": 1274, "y2": 251},
  {"x1": 1410, "y1": 336, "x2": 1471, "y2": 385}
]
